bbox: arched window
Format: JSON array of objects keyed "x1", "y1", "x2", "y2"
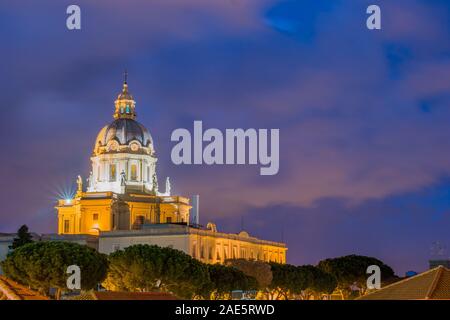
[
  {"x1": 109, "y1": 164, "x2": 117, "y2": 181},
  {"x1": 130, "y1": 164, "x2": 137, "y2": 181},
  {"x1": 126, "y1": 105, "x2": 130, "y2": 113},
  {"x1": 64, "y1": 220, "x2": 70, "y2": 233}
]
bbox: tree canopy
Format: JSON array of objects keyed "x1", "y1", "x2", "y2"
[
  {"x1": 225, "y1": 259, "x2": 273, "y2": 290},
  {"x1": 269, "y1": 263, "x2": 336, "y2": 299},
  {"x1": 103, "y1": 244, "x2": 209, "y2": 299},
  {"x1": 2, "y1": 237, "x2": 396, "y2": 301},
  {"x1": 1, "y1": 241, "x2": 108, "y2": 297},
  {"x1": 318, "y1": 254, "x2": 395, "y2": 298},
  {"x1": 199, "y1": 264, "x2": 257, "y2": 299}
]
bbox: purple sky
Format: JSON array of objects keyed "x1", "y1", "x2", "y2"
[{"x1": 0, "y1": 0, "x2": 449, "y2": 275}]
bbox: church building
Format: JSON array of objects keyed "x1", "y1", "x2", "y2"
[{"x1": 56, "y1": 76, "x2": 287, "y2": 264}]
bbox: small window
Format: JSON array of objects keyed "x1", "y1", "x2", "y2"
[
  {"x1": 126, "y1": 105, "x2": 130, "y2": 113},
  {"x1": 64, "y1": 220, "x2": 70, "y2": 233},
  {"x1": 192, "y1": 244, "x2": 197, "y2": 258},
  {"x1": 93, "y1": 213, "x2": 99, "y2": 221},
  {"x1": 109, "y1": 164, "x2": 117, "y2": 182},
  {"x1": 200, "y1": 245, "x2": 205, "y2": 259},
  {"x1": 136, "y1": 215, "x2": 144, "y2": 225},
  {"x1": 216, "y1": 250, "x2": 221, "y2": 261},
  {"x1": 130, "y1": 164, "x2": 137, "y2": 181}
]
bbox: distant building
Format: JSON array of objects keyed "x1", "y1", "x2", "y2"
[
  {"x1": 405, "y1": 270, "x2": 418, "y2": 277},
  {"x1": 54, "y1": 77, "x2": 287, "y2": 264},
  {"x1": 0, "y1": 233, "x2": 40, "y2": 274},
  {"x1": 98, "y1": 224, "x2": 286, "y2": 263},
  {"x1": 429, "y1": 259, "x2": 450, "y2": 269},
  {"x1": 0, "y1": 234, "x2": 14, "y2": 274}
]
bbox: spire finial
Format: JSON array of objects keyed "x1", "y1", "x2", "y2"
[{"x1": 114, "y1": 70, "x2": 136, "y2": 120}]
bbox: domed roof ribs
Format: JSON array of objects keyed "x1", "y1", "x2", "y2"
[
  {"x1": 101, "y1": 119, "x2": 151, "y2": 147},
  {"x1": 92, "y1": 73, "x2": 154, "y2": 154}
]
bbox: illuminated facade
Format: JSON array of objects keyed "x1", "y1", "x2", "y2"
[{"x1": 56, "y1": 77, "x2": 286, "y2": 264}]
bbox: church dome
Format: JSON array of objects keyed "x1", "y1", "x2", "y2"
[
  {"x1": 96, "y1": 118, "x2": 153, "y2": 148},
  {"x1": 93, "y1": 74, "x2": 154, "y2": 155}
]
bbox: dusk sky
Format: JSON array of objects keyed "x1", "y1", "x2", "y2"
[{"x1": 1, "y1": 0, "x2": 449, "y2": 275}]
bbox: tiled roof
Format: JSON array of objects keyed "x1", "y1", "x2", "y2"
[
  {"x1": 72, "y1": 291, "x2": 179, "y2": 300},
  {"x1": 0, "y1": 276, "x2": 49, "y2": 300},
  {"x1": 359, "y1": 266, "x2": 450, "y2": 300}
]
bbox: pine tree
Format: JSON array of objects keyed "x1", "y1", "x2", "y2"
[{"x1": 10, "y1": 225, "x2": 33, "y2": 250}]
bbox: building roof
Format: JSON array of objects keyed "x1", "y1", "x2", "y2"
[
  {"x1": 0, "y1": 276, "x2": 49, "y2": 300},
  {"x1": 96, "y1": 118, "x2": 153, "y2": 150},
  {"x1": 358, "y1": 266, "x2": 450, "y2": 300},
  {"x1": 100, "y1": 223, "x2": 287, "y2": 248},
  {"x1": 72, "y1": 291, "x2": 179, "y2": 300},
  {"x1": 0, "y1": 232, "x2": 40, "y2": 242}
]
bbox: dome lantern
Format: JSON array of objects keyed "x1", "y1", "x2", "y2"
[{"x1": 114, "y1": 71, "x2": 137, "y2": 120}]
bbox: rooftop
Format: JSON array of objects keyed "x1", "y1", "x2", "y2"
[
  {"x1": 0, "y1": 276, "x2": 49, "y2": 300},
  {"x1": 100, "y1": 223, "x2": 286, "y2": 248},
  {"x1": 358, "y1": 266, "x2": 450, "y2": 300},
  {"x1": 71, "y1": 291, "x2": 178, "y2": 300}
]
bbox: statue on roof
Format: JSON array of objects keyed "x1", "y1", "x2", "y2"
[
  {"x1": 120, "y1": 170, "x2": 127, "y2": 186},
  {"x1": 76, "y1": 175, "x2": 83, "y2": 194}
]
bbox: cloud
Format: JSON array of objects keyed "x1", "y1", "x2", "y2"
[
  {"x1": 0, "y1": 0, "x2": 449, "y2": 254},
  {"x1": 214, "y1": 190, "x2": 450, "y2": 275},
  {"x1": 146, "y1": 0, "x2": 450, "y2": 217}
]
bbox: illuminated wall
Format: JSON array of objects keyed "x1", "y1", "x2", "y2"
[
  {"x1": 56, "y1": 193, "x2": 190, "y2": 235},
  {"x1": 98, "y1": 225, "x2": 287, "y2": 264}
]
